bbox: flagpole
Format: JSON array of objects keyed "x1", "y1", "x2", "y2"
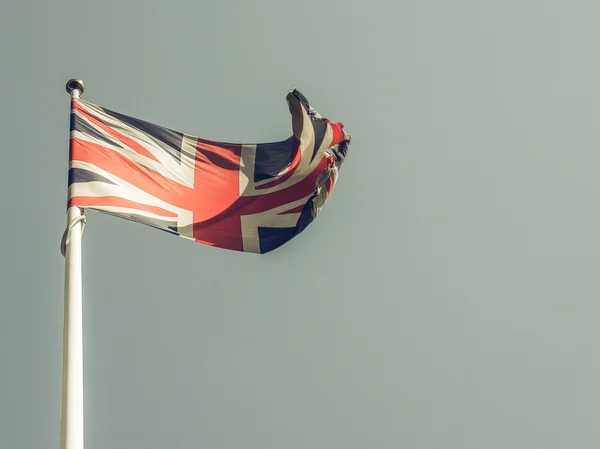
[{"x1": 60, "y1": 79, "x2": 86, "y2": 449}]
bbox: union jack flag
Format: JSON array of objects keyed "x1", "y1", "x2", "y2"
[{"x1": 67, "y1": 90, "x2": 351, "y2": 253}]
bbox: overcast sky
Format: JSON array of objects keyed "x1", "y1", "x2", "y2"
[{"x1": 3, "y1": 1, "x2": 600, "y2": 448}]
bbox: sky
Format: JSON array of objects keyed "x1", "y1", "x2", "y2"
[{"x1": 2, "y1": 0, "x2": 600, "y2": 448}]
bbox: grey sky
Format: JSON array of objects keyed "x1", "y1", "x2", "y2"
[{"x1": 2, "y1": 0, "x2": 600, "y2": 448}]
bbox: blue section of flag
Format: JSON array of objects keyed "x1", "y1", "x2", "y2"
[
  {"x1": 258, "y1": 226, "x2": 299, "y2": 253},
  {"x1": 254, "y1": 137, "x2": 296, "y2": 182}
]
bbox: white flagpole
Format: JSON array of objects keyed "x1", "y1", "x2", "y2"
[{"x1": 60, "y1": 79, "x2": 86, "y2": 449}]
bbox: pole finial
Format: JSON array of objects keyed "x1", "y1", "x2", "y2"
[{"x1": 66, "y1": 79, "x2": 85, "y2": 97}]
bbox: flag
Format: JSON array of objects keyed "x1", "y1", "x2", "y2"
[{"x1": 67, "y1": 90, "x2": 351, "y2": 253}]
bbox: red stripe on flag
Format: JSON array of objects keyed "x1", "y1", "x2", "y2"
[
  {"x1": 73, "y1": 101, "x2": 160, "y2": 163},
  {"x1": 324, "y1": 120, "x2": 346, "y2": 146},
  {"x1": 191, "y1": 142, "x2": 244, "y2": 251},
  {"x1": 281, "y1": 204, "x2": 306, "y2": 214},
  {"x1": 68, "y1": 196, "x2": 178, "y2": 218}
]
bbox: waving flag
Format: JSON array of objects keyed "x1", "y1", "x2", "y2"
[{"x1": 67, "y1": 90, "x2": 351, "y2": 253}]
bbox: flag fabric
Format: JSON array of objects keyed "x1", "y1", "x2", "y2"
[{"x1": 67, "y1": 90, "x2": 351, "y2": 254}]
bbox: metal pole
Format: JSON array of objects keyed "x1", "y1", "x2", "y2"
[{"x1": 60, "y1": 79, "x2": 86, "y2": 449}]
